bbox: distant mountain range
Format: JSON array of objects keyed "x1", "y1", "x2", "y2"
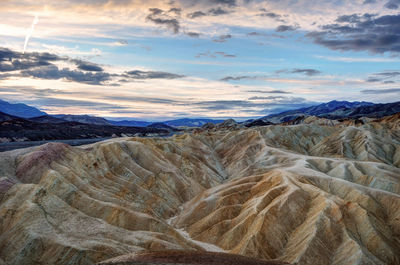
[
  {"x1": 108, "y1": 120, "x2": 152, "y2": 127},
  {"x1": 0, "y1": 99, "x2": 46, "y2": 118},
  {"x1": 0, "y1": 99, "x2": 399, "y2": 129},
  {"x1": 163, "y1": 118, "x2": 225, "y2": 127},
  {"x1": 0, "y1": 99, "x2": 227, "y2": 128},
  {"x1": 254, "y1": 100, "x2": 400, "y2": 124},
  {"x1": 53, "y1": 114, "x2": 112, "y2": 126}
]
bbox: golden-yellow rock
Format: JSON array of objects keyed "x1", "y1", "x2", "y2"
[{"x1": 0, "y1": 114, "x2": 399, "y2": 264}]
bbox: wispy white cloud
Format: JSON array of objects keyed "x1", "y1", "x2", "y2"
[{"x1": 315, "y1": 55, "x2": 400, "y2": 63}]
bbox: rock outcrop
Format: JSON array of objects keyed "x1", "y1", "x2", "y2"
[{"x1": 0, "y1": 114, "x2": 399, "y2": 265}]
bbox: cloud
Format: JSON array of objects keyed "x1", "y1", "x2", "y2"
[
  {"x1": 23, "y1": 14, "x2": 39, "y2": 54},
  {"x1": 0, "y1": 47, "x2": 184, "y2": 85},
  {"x1": 384, "y1": 0, "x2": 400, "y2": 9},
  {"x1": 247, "y1": 90, "x2": 292, "y2": 94},
  {"x1": 365, "y1": 71, "x2": 400, "y2": 83},
  {"x1": 168, "y1": 7, "x2": 182, "y2": 15},
  {"x1": 192, "y1": 96, "x2": 308, "y2": 111},
  {"x1": 75, "y1": 61, "x2": 103, "y2": 72},
  {"x1": 196, "y1": 51, "x2": 236, "y2": 58},
  {"x1": 185, "y1": 31, "x2": 201, "y2": 38},
  {"x1": 125, "y1": 70, "x2": 184, "y2": 79},
  {"x1": 21, "y1": 65, "x2": 112, "y2": 85},
  {"x1": 308, "y1": 13, "x2": 400, "y2": 54},
  {"x1": 187, "y1": 11, "x2": 207, "y2": 19},
  {"x1": 366, "y1": 77, "x2": 381, "y2": 82},
  {"x1": 375, "y1": 71, "x2": 400, "y2": 78},
  {"x1": 363, "y1": 0, "x2": 376, "y2": 3},
  {"x1": 210, "y1": 0, "x2": 236, "y2": 6},
  {"x1": 247, "y1": 31, "x2": 264, "y2": 36},
  {"x1": 361, "y1": 88, "x2": 400, "y2": 94},
  {"x1": 213, "y1": 34, "x2": 232, "y2": 43},
  {"x1": 315, "y1": 55, "x2": 400, "y2": 62},
  {"x1": 208, "y1": 7, "x2": 230, "y2": 16},
  {"x1": 257, "y1": 9, "x2": 285, "y2": 22},
  {"x1": 0, "y1": 48, "x2": 67, "y2": 73},
  {"x1": 146, "y1": 8, "x2": 180, "y2": 34},
  {"x1": 220, "y1": 75, "x2": 255, "y2": 81},
  {"x1": 107, "y1": 96, "x2": 182, "y2": 105},
  {"x1": 248, "y1": 96, "x2": 286, "y2": 100},
  {"x1": 278, "y1": 68, "x2": 322, "y2": 76},
  {"x1": 187, "y1": 7, "x2": 231, "y2": 19},
  {"x1": 276, "y1": 25, "x2": 297, "y2": 32}
]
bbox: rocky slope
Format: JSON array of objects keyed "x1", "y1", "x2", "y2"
[{"x1": 0, "y1": 114, "x2": 399, "y2": 265}]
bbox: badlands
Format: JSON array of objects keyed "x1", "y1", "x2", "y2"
[{"x1": 0, "y1": 114, "x2": 399, "y2": 265}]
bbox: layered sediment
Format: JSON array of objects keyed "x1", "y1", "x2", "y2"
[{"x1": 0, "y1": 115, "x2": 399, "y2": 264}]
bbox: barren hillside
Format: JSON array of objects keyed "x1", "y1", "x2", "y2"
[{"x1": 0, "y1": 115, "x2": 399, "y2": 265}]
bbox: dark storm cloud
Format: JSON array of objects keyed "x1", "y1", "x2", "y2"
[
  {"x1": 275, "y1": 25, "x2": 297, "y2": 32},
  {"x1": 277, "y1": 68, "x2": 321, "y2": 76},
  {"x1": 125, "y1": 70, "x2": 184, "y2": 79},
  {"x1": 247, "y1": 90, "x2": 292, "y2": 94},
  {"x1": 308, "y1": 13, "x2": 400, "y2": 54},
  {"x1": 361, "y1": 88, "x2": 400, "y2": 94},
  {"x1": 213, "y1": 34, "x2": 232, "y2": 43},
  {"x1": 146, "y1": 8, "x2": 180, "y2": 34}
]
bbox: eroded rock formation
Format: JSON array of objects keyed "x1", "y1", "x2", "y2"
[{"x1": 0, "y1": 115, "x2": 399, "y2": 264}]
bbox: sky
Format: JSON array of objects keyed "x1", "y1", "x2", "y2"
[{"x1": 0, "y1": 0, "x2": 400, "y2": 121}]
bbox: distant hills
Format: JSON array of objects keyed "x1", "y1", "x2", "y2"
[
  {"x1": 0, "y1": 99, "x2": 46, "y2": 118},
  {"x1": 164, "y1": 118, "x2": 225, "y2": 127},
  {"x1": 259, "y1": 100, "x2": 375, "y2": 123},
  {"x1": 108, "y1": 120, "x2": 152, "y2": 127},
  {"x1": 0, "y1": 99, "x2": 399, "y2": 130},
  {"x1": 0, "y1": 99, "x2": 226, "y2": 128},
  {"x1": 254, "y1": 100, "x2": 400, "y2": 124},
  {"x1": 0, "y1": 111, "x2": 20, "y2": 122},
  {"x1": 53, "y1": 114, "x2": 112, "y2": 126}
]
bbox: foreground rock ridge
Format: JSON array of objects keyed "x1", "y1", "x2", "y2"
[{"x1": 0, "y1": 114, "x2": 399, "y2": 265}]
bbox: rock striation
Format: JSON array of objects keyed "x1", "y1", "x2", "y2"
[{"x1": 0, "y1": 114, "x2": 399, "y2": 265}]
